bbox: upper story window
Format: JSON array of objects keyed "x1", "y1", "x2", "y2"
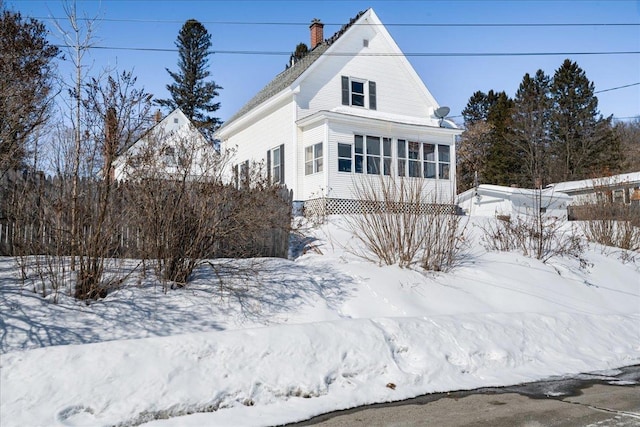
[
  {"x1": 351, "y1": 80, "x2": 365, "y2": 107},
  {"x1": 341, "y1": 76, "x2": 377, "y2": 110}
]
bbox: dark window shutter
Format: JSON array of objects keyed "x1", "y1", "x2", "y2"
[
  {"x1": 369, "y1": 81, "x2": 377, "y2": 110},
  {"x1": 233, "y1": 165, "x2": 238, "y2": 188},
  {"x1": 266, "y1": 149, "x2": 271, "y2": 183},
  {"x1": 279, "y1": 144, "x2": 285, "y2": 184},
  {"x1": 341, "y1": 76, "x2": 350, "y2": 106}
]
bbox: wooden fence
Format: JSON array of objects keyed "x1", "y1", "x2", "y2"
[
  {"x1": 568, "y1": 203, "x2": 640, "y2": 227},
  {"x1": 0, "y1": 170, "x2": 292, "y2": 258}
]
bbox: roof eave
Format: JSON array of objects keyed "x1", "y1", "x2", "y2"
[
  {"x1": 297, "y1": 110, "x2": 462, "y2": 136},
  {"x1": 215, "y1": 88, "x2": 294, "y2": 139}
]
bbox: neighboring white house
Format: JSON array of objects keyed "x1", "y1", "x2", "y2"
[
  {"x1": 214, "y1": 8, "x2": 461, "y2": 214},
  {"x1": 457, "y1": 184, "x2": 571, "y2": 219},
  {"x1": 547, "y1": 171, "x2": 640, "y2": 206},
  {"x1": 113, "y1": 108, "x2": 217, "y2": 181}
]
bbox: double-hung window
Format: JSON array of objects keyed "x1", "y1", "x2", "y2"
[
  {"x1": 438, "y1": 145, "x2": 450, "y2": 179},
  {"x1": 366, "y1": 136, "x2": 381, "y2": 175},
  {"x1": 162, "y1": 146, "x2": 176, "y2": 166},
  {"x1": 305, "y1": 142, "x2": 323, "y2": 175},
  {"x1": 338, "y1": 143, "x2": 352, "y2": 172},
  {"x1": 267, "y1": 145, "x2": 284, "y2": 184},
  {"x1": 423, "y1": 143, "x2": 436, "y2": 179},
  {"x1": 408, "y1": 141, "x2": 421, "y2": 178},
  {"x1": 351, "y1": 80, "x2": 365, "y2": 107},
  {"x1": 397, "y1": 139, "x2": 407, "y2": 177},
  {"x1": 354, "y1": 135, "x2": 364, "y2": 173},
  {"x1": 383, "y1": 138, "x2": 392, "y2": 176},
  {"x1": 341, "y1": 76, "x2": 377, "y2": 110}
]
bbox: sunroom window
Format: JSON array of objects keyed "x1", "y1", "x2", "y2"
[
  {"x1": 338, "y1": 143, "x2": 352, "y2": 172},
  {"x1": 438, "y1": 145, "x2": 450, "y2": 180}
]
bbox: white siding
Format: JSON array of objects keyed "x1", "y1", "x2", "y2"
[
  {"x1": 222, "y1": 99, "x2": 297, "y2": 192},
  {"x1": 114, "y1": 109, "x2": 214, "y2": 181},
  {"x1": 297, "y1": 14, "x2": 440, "y2": 124},
  {"x1": 299, "y1": 123, "x2": 327, "y2": 200},
  {"x1": 217, "y1": 9, "x2": 460, "y2": 203}
]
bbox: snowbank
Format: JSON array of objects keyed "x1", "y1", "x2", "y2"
[{"x1": 1, "y1": 217, "x2": 639, "y2": 426}]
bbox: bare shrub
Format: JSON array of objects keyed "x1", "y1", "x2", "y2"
[
  {"x1": 480, "y1": 190, "x2": 585, "y2": 263},
  {"x1": 124, "y1": 134, "x2": 291, "y2": 290},
  {"x1": 481, "y1": 216, "x2": 584, "y2": 263},
  {"x1": 580, "y1": 203, "x2": 640, "y2": 252},
  {"x1": 343, "y1": 175, "x2": 466, "y2": 272},
  {"x1": 1, "y1": 169, "x2": 74, "y2": 302}
]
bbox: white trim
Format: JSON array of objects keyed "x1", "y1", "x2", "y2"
[{"x1": 297, "y1": 110, "x2": 461, "y2": 137}]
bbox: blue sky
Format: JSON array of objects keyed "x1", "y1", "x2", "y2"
[{"x1": 7, "y1": 0, "x2": 640, "y2": 125}]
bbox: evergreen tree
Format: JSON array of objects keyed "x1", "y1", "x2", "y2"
[
  {"x1": 461, "y1": 91, "x2": 492, "y2": 125},
  {"x1": 484, "y1": 91, "x2": 519, "y2": 186},
  {"x1": 509, "y1": 69, "x2": 552, "y2": 187},
  {"x1": 156, "y1": 19, "x2": 222, "y2": 141},
  {"x1": 286, "y1": 42, "x2": 309, "y2": 69},
  {"x1": 459, "y1": 90, "x2": 518, "y2": 187},
  {"x1": 0, "y1": 7, "x2": 59, "y2": 176},
  {"x1": 549, "y1": 59, "x2": 619, "y2": 181}
]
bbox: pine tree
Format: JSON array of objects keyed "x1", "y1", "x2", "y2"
[
  {"x1": 156, "y1": 19, "x2": 222, "y2": 141},
  {"x1": 286, "y1": 42, "x2": 309, "y2": 69},
  {"x1": 484, "y1": 91, "x2": 519, "y2": 186},
  {"x1": 459, "y1": 90, "x2": 518, "y2": 187},
  {"x1": 462, "y1": 91, "x2": 492, "y2": 125},
  {"x1": 549, "y1": 59, "x2": 619, "y2": 181},
  {"x1": 0, "y1": 7, "x2": 59, "y2": 177},
  {"x1": 509, "y1": 69, "x2": 552, "y2": 187}
]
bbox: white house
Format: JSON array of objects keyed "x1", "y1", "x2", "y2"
[
  {"x1": 456, "y1": 184, "x2": 572, "y2": 219},
  {"x1": 214, "y1": 8, "x2": 461, "y2": 215},
  {"x1": 113, "y1": 108, "x2": 218, "y2": 181},
  {"x1": 547, "y1": 171, "x2": 640, "y2": 206}
]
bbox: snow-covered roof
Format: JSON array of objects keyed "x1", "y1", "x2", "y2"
[
  {"x1": 548, "y1": 171, "x2": 640, "y2": 194},
  {"x1": 457, "y1": 184, "x2": 571, "y2": 204}
]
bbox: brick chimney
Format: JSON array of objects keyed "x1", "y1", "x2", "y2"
[{"x1": 310, "y1": 18, "x2": 324, "y2": 49}]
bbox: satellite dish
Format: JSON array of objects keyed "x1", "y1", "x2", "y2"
[{"x1": 434, "y1": 106, "x2": 450, "y2": 119}]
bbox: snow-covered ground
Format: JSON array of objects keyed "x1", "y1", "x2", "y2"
[{"x1": 1, "y1": 216, "x2": 639, "y2": 426}]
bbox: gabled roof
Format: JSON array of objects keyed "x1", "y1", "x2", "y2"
[
  {"x1": 218, "y1": 9, "x2": 368, "y2": 131},
  {"x1": 117, "y1": 108, "x2": 206, "y2": 156}
]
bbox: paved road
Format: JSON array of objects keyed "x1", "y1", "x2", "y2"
[{"x1": 288, "y1": 365, "x2": 640, "y2": 427}]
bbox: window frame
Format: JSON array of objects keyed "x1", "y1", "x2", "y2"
[
  {"x1": 351, "y1": 79, "x2": 365, "y2": 107},
  {"x1": 341, "y1": 76, "x2": 376, "y2": 110},
  {"x1": 272, "y1": 145, "x2": 282, "y2": 183},
  {"x1": 305, "y1": 142, "x2": 323, "y2": 175},
  {"x1": 267, "y1": 144, "x2": 285, "y2": 185},
  {"x1": 438, "y1": 145, "x2": 450, "y2": 180},
  {"x1": 339, "y1": 135, "x2": 451, "y2": 181},
  {"x1": 337, "y1": 142, "x2": 353, "y2": 173}
]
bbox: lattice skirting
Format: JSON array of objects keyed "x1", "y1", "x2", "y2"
[{"x1": 303, "y1": 198, "x2": 457, "y2": 217}]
